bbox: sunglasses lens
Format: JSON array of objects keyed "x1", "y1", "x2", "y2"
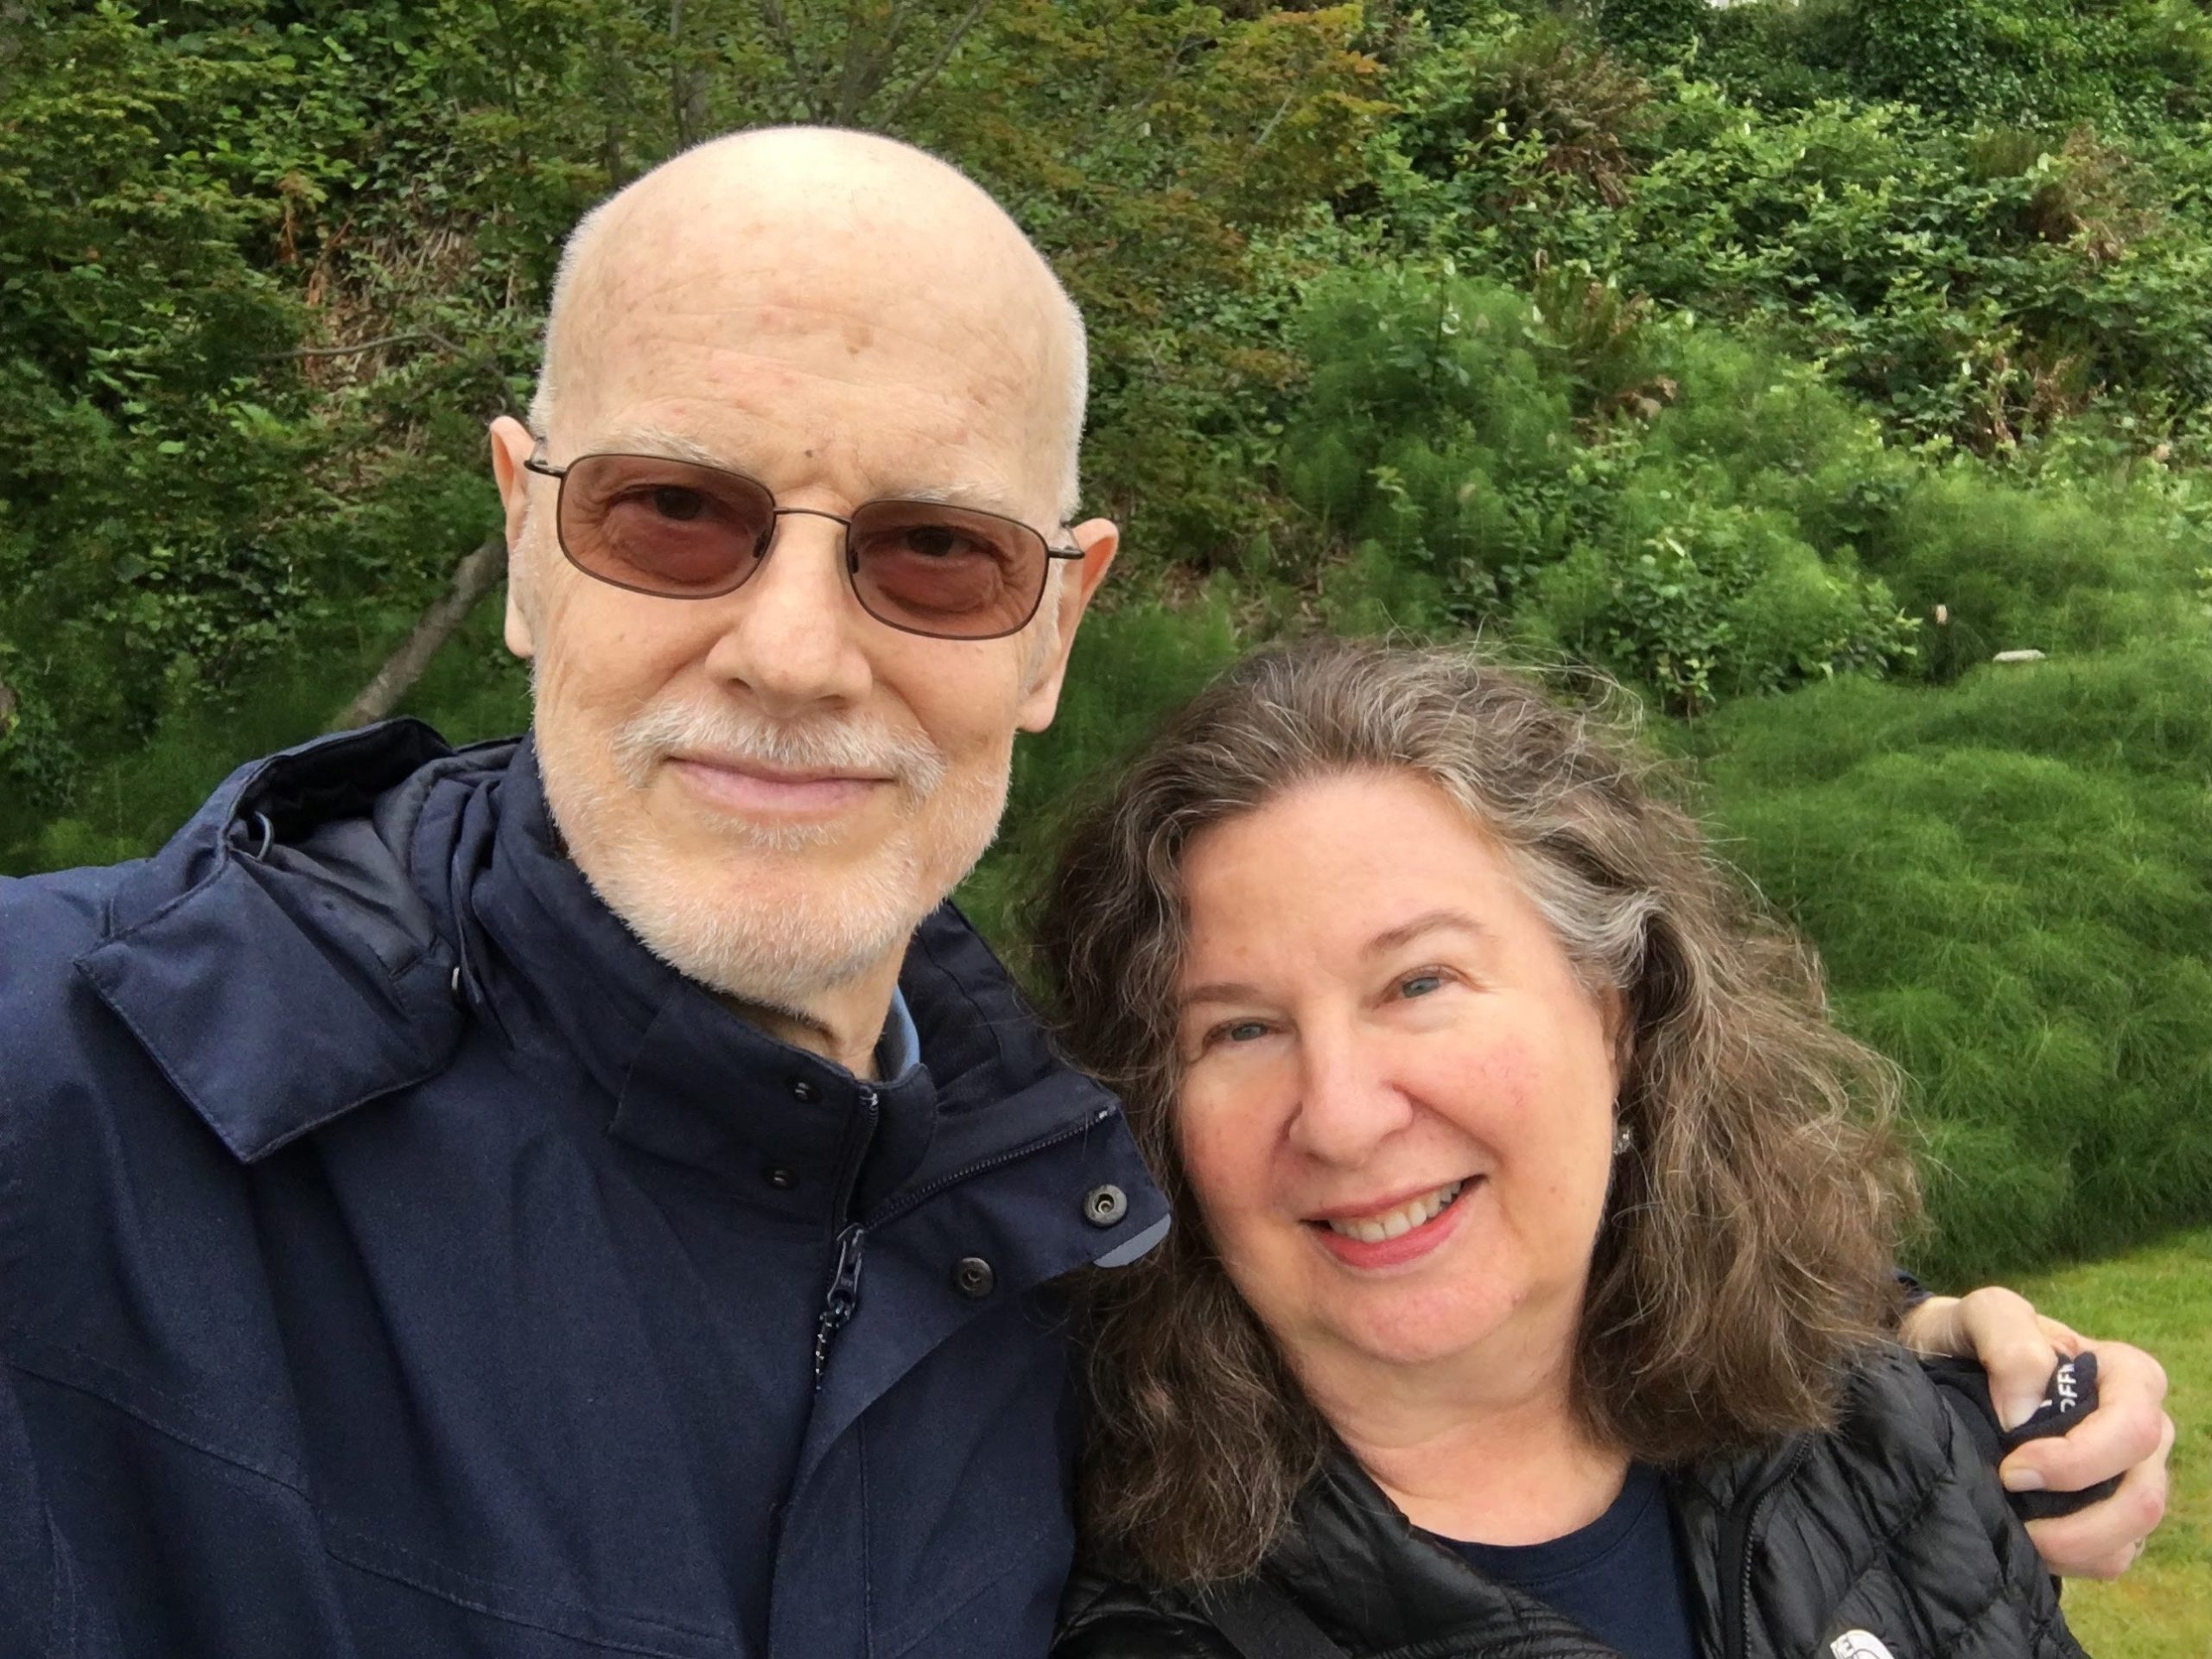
[
  {"x1": 557, "y1": 454, "x2": 772, "y2": 595},
  {"x1": 848, "y1": 502, "x2": 1046, "y2": 638}
]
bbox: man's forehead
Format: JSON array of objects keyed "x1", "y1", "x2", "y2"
[{"x1": 555, "y1": 282, "x2": 1062, "y2": 494}]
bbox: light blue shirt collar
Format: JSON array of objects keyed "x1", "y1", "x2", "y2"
[{"x1": 874, "y1": 984, "x2": 920, "y2": 1081}]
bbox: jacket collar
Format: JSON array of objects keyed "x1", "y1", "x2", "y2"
[
  {"x1": 75, "y1": 723, "x2": 1145, "y2": 1230},
  {"x1": 448, "y1": 741, "x2": 950, "y2": 1214},
  {"x1": 1255, "y1": 1453, "x2": 1628, "y2": 1655}
]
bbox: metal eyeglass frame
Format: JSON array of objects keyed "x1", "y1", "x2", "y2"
[{"x1": 521, "y1": 448, "x2": 1086, "y2": 641}]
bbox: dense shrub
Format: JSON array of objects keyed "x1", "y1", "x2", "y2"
[
  {"x1": 1702, "y1": 644, "x2": 2212, "y2": 1280},
  {"x1": 1370, "y1": 10, "x2": 2212, "y2": 465},
  {"x1": 1281, "y1": 267, "x2": 1922, "y2": 709}
]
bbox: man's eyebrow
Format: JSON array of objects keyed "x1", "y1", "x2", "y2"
[
  {"x1": 588, "y1": 423, "x2": 731, "y2": 467},
  {"x1": 556, "y1": 428, "x2": 1032, "y2": 519},
  {"x1": 1363, "y1": 909, "x2": 1494, "y2": 957},
  {"x1": 891, "y1": 480, "x2": 1029, "y2": 518}
]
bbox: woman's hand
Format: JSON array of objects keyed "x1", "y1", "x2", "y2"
[{"x1": 1899, "y1": 1286, "x2": 2172, "y2": 1578}]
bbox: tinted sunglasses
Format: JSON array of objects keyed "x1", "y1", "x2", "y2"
[{"x1": 523, "y1": 450, "x2": 1085, "y2": 640}]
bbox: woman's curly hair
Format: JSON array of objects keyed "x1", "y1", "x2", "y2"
[{"x1": 1036, "y1": 639, "x2": 1916, "y2": 1586}]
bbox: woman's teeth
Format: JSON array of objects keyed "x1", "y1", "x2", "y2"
[{"x1": 1322, "y1": 1179, "x2": 1466, "y2": 1243}]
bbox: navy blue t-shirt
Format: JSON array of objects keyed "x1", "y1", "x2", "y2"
[{"x1": 1440, "y1": 1465, "x2": 1700, "y2": 1659}]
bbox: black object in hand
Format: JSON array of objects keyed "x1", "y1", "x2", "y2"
[
  {"x1": 1931, "y1": 1350, "x2": 2122, "y2": 1522},
  {"x1": 1999, "y1": 1352, "x2": 2121, "y2": 1522}
]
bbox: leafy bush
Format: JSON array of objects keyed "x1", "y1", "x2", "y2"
[
  {"x1": 1370, "y1": 9, "x2": 2212, "y2": 466},
  {"x1": 1281, "y1": 267, "x2": 1920, "y2": 709}
]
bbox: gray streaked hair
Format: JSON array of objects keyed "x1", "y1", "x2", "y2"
[{"x1": 1039, "y1": 638, "x2": 1916, "y2": 1586}]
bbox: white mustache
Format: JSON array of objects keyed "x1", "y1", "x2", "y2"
[{"x1": 612, "y1": 700, "x2": 948, "y2": 798}]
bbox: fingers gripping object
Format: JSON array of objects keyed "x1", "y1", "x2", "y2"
[{"x1": 1931, "y1": 1351, "x2": 2124, "y2": 1522}]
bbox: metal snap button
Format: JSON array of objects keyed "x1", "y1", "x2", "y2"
[
  {"x1": 953, "y1": 1255, "x2": 995, "y2": 1300},
  {"x1": 765, "y1": 1166, "x2": 797, "y2": 1191},
  {"x1": 1084, "y1": 1184, "x2": 1128, "y2": 1228},
  {"x1": 787, "y1": 1077, "x2": 821, "y2": 1103}
]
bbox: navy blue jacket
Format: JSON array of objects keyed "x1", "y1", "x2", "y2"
[{"x1": 0, "y1": 722, "x2": 1168, "y2": 1659}]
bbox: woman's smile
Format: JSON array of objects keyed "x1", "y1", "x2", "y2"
[{"x1": 1308, "y1": 1176, "x2": 1476, "y2": 1268}]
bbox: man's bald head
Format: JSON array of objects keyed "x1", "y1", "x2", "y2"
[{"x1": 529, "y1": 127, "x2": 1088, "y2": 517}]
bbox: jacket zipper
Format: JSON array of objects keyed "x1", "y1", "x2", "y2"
[
  {"x1": 1719, "y1": 1436, "x2": 1810, "y2": 1659},
  {"x1": 811, "y1": 1084, "x2": 880, "y2": 1389},
  {"x1": 807, "y1": 1098, "x2": 1117, "y2": 1388},
  {"x1": 811, "y1": 1220, "x2": 867, "y2": 1388}
]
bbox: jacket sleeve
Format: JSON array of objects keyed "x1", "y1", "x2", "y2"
[
  {"x1": 0, "y1": 1056, "x2": 63, "y2": 1655},
  {"x1": 0, "y1": 875, "x2": 107, "y2": 1657},
  {"x1": 1926, "y1": 1370, "x2": 2091, "y2": 1659},
  {"x1": 0, "y1": 1361, "x2": 71, "y2": 1656}
]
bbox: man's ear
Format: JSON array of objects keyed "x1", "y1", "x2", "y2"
[
  {"x1": 489, "y1": 416, "x2": 539, "y2": 660},
  {"x1": 1016, "y1": 517, "x2": 1118, "y2": 733}
]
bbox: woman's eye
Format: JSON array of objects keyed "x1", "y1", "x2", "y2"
[
  {"x1": 1397, "y1": 972, "x2": 1445, "y2": 999},
  {"x1": 1214, "y1": 1020, "x2": 1270, "y2": 1046}
]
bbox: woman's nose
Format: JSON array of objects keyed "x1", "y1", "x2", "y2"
[{"x1": 1285, "y1": 1027, "x2": 1414, "y2": 1168}]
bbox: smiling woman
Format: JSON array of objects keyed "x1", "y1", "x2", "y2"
[
  {"x1": 1172, "y1": 774, "x2": 1628, "y2": 1393},
  {"x1": 1040, "y1": 639, "x2": 2088, "y2": 1659}
]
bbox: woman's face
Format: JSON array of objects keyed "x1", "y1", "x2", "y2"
[{"x1": 1173, "y1": 771, "x2": 1624, "y2": 1383}]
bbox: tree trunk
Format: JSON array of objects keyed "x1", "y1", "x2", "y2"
[{"x1": 332, "y1": 536, "x2": 506, "y2": 732}]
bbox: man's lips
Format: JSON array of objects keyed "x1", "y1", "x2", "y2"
[{"x1": 665, "y1": 754, "x2": 892, "y2": 817}]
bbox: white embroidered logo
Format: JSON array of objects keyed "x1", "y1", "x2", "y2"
[{"x1": 1830, "y1": 1632, "x2": 1897, "y2": 1659}]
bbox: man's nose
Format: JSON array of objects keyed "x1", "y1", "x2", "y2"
[
  {"x1": 698, "y1": 512, "x2": 874, "y2": 712},
  {"x1": 1285, "y1": 1024, "x2": 1414, "y2": 1169}
]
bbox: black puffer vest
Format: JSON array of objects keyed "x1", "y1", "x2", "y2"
[{"x1": 1056, "y1": 1347, "x2": 2084, "y2": 1659}]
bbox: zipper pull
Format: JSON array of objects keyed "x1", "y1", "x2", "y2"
[{"x1": 812, "y1": 1221, "x2": 867, "y2": 1389}]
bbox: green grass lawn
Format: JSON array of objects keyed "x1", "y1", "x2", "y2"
[{"x1": 2016, "y1": 1230, "x2": 2211, "y2": 1659}]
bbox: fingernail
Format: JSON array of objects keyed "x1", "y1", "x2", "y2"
[
  {"x1": 2001, "y1": 1465, "x2": 2046, "y2": 1492},
  {"x1": 1999, "y1": 1394, "x2": 2039, "y2": 1433}
]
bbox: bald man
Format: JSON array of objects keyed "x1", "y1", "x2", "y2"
[
  {"x1": 0, "y1": 128, "x2": 1160, "y2": 1659},
  {"x1": 0, "y1": 129, "x2": 2172, "y2": 1659}
]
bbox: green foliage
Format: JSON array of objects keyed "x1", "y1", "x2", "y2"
[
  {"x1": 1281, "y1": 266, "x2": 1920, "y2": 710},
  {"x1": 0, "y1": 3, "x2": 317, "y2": 788},
  {"x1": 1702, "y1": 645, "x2": 2212, "y2": 1281},
  {"x1": 1615, "y1": 99, "x2": 2212, "y2": 459},
  {"x1": 1777, "y1": 0, "x2": 2212, "y2": 129},
  {"x1": 1523, "y1": 486, "x2": 1912, "y2": 711},
  {"x1": 960, "y1": 582, "x2": 1246, "y2": 956},
  {"x1": 1370, "y1": 8, "x2": 2212, "y2": 468},
  {"x1": 1862, "y1": 467, "x2": 2205, "y2": 674}
]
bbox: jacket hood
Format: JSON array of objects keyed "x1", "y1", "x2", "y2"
[{"x1": 74, "y1": 720, "x2": 493, "y2": 1163}]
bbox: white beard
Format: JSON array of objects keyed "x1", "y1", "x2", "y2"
[{"x1": 537, "y1": 692, "x2": 1006, "y2": 1010}]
